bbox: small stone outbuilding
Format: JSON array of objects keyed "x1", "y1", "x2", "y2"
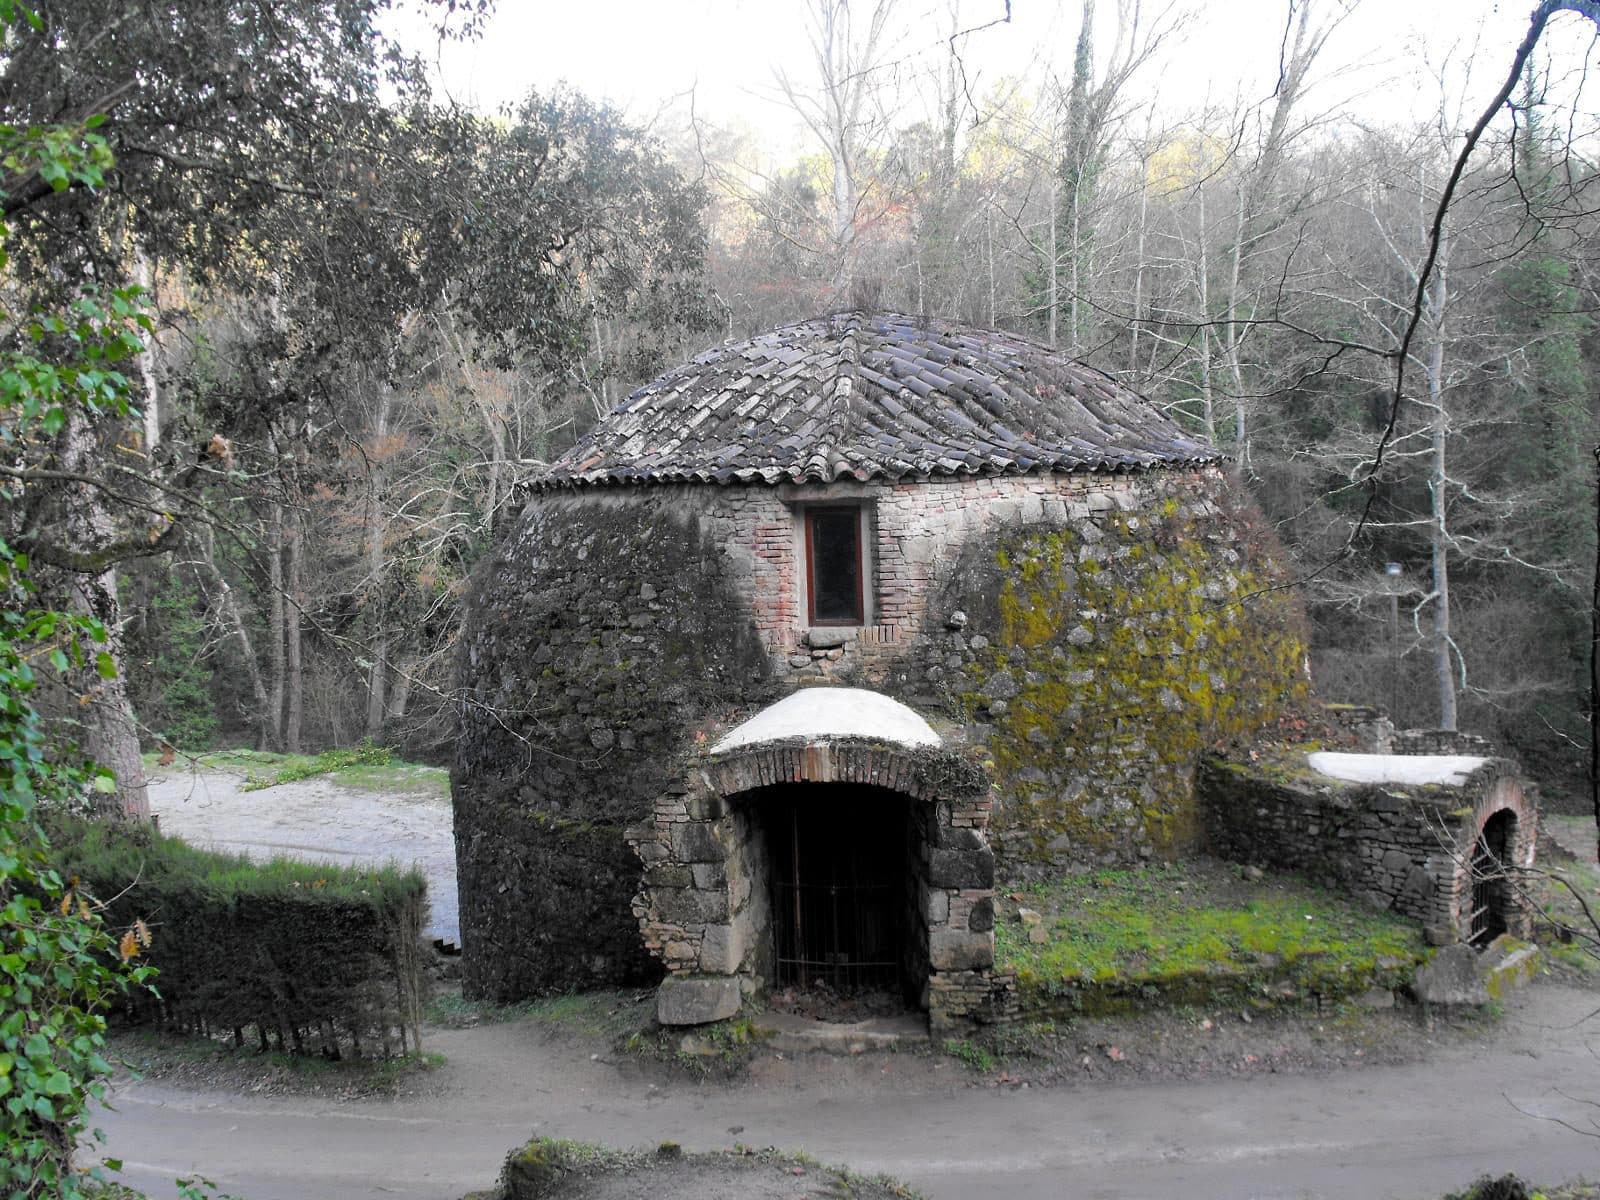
[
  {"x1": 1203, "y1": 735, "x2": 1539, "y2": 949},
  {"x1": 453, "y1": 312, "x2": 1308, "y2": 1031}
]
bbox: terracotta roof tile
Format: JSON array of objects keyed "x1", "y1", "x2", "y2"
[{"x1": 534, "y1": 312, "x2": 1216, "y2": 490}]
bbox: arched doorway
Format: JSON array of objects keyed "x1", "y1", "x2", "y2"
[
  {"x1": 736, "y1": 783, "x2": 920, "y2": 1006},
  {"x1": 628, "y1": 687, "x2": 1000, "y2": 1033},
  {"x1": 1468, "y1": 809, "x2": 1518, "y2": 949}
]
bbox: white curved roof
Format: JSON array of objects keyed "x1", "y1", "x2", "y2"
[
  {"x1": 1307, "y1": 751, "x2": 1487, "y2": 786},
  {"x1": 711, "y1": 687, "x2": 940, "y2": 755}
]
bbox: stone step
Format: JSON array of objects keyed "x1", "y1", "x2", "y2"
[{"x1": 751, "y1": 1010, "x2": 929, "y2": 1055}]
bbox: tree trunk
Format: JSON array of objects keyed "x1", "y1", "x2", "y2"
[
  {"x1": 363, "y1": 376, "x2": 393, "y2": 742},
  {"x1": 135, "y1": 250, "x2": 160, "y2": 454},
  {"x1": 1223, "y1": 193, "x2": 1248, "y2": 475},
  {"x1": 285, "y1": 504, "x2": 304, "y2": 754},
  {"x1": 1194, "y1": 183, "x2": 1217, "y2": 443},
  {"x1": 193, "y1": 524, "x2": 272, "y2": 746},
  {"x1": 1590, "y1": 445, "x2": 1599, "y2": 859},
  {"x1": 1426, "y1": 250, "x2": 1456, "y2": 732},
  {"x1": 266, "y1": 496, "x2": 286, "y2": 751},
  {"x1": 1128, "y1": 146, "x2": 1149, "y2": 374},
  {"x1": 386, "y1": 653, "x2": 416, "y2": 725},
  {"x1": 59, "y1": 411, "x2": 149, "y2": 819},
  {"x1": 1047, "y1": 174, "x2": 1059, "y2": 347}
]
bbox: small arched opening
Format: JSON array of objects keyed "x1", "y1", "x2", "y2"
[
  {"x1": 1468, "y1": 808, "x2": 1518, "y2": 949},
  {"x1": 631, "y1": 688, "x2": 998, "y2": 1033}
]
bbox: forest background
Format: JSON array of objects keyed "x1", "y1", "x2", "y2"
[{"x1": 8, "y1": 0, "x2": 1600, "y2": 819}]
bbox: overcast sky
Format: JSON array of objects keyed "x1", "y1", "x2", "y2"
[{"x1": 394, "y1": 1, "x2": 1599, "y2": 163}]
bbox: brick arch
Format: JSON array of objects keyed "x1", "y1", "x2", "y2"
[
  {"x1": 1471, "y1": 774, "x2": 1535, "y2": 870},
  {"x1": 704, "y1": 741, "x2": 943, "y2": 802},
  {"x1": 1449, "y1": 768, "x2": 1537, "y2": 943}
]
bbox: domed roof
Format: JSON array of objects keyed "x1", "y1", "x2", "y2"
[{"x1": 536, "y1": 312, "x2": 1217, "y2": 489}]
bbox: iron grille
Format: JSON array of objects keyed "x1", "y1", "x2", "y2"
[{"x1": 769, "y1": 800, "x2": 904, "y2": 993}]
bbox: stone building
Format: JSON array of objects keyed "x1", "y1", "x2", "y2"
[
  {"x1": 453, "y1": 312, "x2": 1308, "y2": 1031},
  {"x1": 1203, "y1": 733, "x2": 1538, "y2": 950}
]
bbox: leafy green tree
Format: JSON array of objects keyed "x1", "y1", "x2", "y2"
[
  {"x1": 0, "y1": 15, "x2": 154, "y2": 1186},
  {"x1": 0, "y1": 541, "x2": 153, "y2": 1199}
]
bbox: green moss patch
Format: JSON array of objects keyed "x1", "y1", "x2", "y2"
[
  {"x1": 945, "y1": 490, "x2": 1309, "y2": 866},
  {"x1": 468, "y1": 1137, "x2": 923, "y2": 1200},
  {"x1": 996, "y1": 860, "x2": 1427, "y2": 1017}
]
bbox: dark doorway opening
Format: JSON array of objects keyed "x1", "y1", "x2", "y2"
[
  {"x1": 1468, "y1": 809, "x2": 1517, "y2": 949},
  {"x1": 756, "y1": 785, "x2": 913, "y2": 1000}
]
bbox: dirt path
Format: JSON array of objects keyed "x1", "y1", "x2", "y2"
[{"x1": 99, "y1": 980, "x2": 1600, "y2": 1200}]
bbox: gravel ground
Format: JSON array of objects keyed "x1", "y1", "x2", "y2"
[{"x1": 145, "y1": 765, "x2": 460, "y2": 944}]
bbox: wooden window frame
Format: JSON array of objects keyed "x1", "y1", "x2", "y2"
[{"x1": 804, "y1": 504, "x2": 866, "y2": 627}]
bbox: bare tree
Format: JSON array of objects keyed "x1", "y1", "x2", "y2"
[{"x1": 776, "y1": 0, "x2": 900, "y2": 298}]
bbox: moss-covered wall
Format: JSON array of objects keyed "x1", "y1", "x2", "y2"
[
  {"x1": 456, "y1": 470, "x2": 1309, "y2": 999},
  {"x1": 906, "y1": 480, "x2": 1309, "y2": 873},
  {"x1": 453, "y1": 491, "x2": 775, "y2": 1000}
]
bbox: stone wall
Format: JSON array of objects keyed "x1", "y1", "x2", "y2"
[
  {"x1": 456, "y1": 465, "x2": 1306, "y2": 999},
  {"x1": 453, "y1": 494, "x2": 774, "y2": 1000},
  {"x1": 903, "y1": 474, "x2": 1308, "y2": 874},
  {"x1": 1200, "y1": 756, "x2": 1537, "y2": 941},
  {"x1": 1393, "y1": 729, "x2": 1498, "y2": 757}
]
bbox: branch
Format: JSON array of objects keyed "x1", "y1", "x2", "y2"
[{"x1": 1366, "y1": 1, "x2": 1600, "y2": 517}]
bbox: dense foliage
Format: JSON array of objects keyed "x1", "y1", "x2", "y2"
[
  {"x1": 0, "y1": 27, "x2": 153, "y2": 1189},
  {"x1": 0, "y1": 544, "x2": 153, "y2": 1200},
  {"x1": 47, "y1": 818, "x2": 428, "y2": 1060}
]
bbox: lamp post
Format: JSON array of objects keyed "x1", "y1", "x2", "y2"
[{"x1": 1385, "y1": 562, "x2": 1403, "y2": 723}]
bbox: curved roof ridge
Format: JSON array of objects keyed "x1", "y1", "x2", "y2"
[{"x1": 534, "y1": 311, "x2": 1217, "y2": 490}]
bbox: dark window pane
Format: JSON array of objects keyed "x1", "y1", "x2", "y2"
[{"x1": 810, "y1": 508, "x2": 861, "y2": 624}]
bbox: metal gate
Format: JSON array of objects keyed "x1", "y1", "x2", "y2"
[
  {"x1": 1467, "y1": 811, "x2": 1513, "y2": 948},
  {"x1": 769, "y1": 795, "x2": 904, "y2": 993}
]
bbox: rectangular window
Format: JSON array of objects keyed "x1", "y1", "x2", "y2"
[{"x1": 806, "y1": 506, "x2": 865, "y2": 626}]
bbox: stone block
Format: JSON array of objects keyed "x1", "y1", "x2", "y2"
[
  {"x1": 689, "y1": 793, "x2": 725, "y2": 821},
  {"x1": 657, "y1": 975, "x2": 742, "y2": 1026},
  {"x1": 1482, "y1": 935, "x2": 1541, "y2": 1001},
  {"x1": 691, "y1": 862, "x2": 727, "y2": 890},
  {"x1": 981, "y1": 671, "x2": 1019, "y2": 702},
  {"x1": 928, "y1": 846, "x2": 994, "y2": 889},
  {"x1": 968, "y1": 896, "x2": 994, "y2": 933},
  {"x1": 929, "y1": 929, "x2": 994, "y2": 971},
  {"x1": 1412, "y1": 944, "x2": 1489, "y2": 1007},
  {"x1": 699, "y1": 922, "x2": 745, "y2": 974},
  {"x1": 669, "y1": 821, "x2": 725, "y2": 863},
  {"x1": 646, "y1": 864, "x2": 693, "y2": 889},
  {"x1": 806, "y1": 627, "x2": 855, "y2": 649},
  {"x1": 653, "y1": 886, "x2": 728, "y2": 925},
  {"x1": 935, "y1": 824, "x2": 986, "y2": 851}
]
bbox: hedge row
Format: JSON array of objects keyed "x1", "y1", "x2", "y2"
[{"x1": 47, "y1": 816, "x2": 429, "y2": 1058}]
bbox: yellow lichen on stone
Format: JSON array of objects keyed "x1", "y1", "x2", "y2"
[{"x1": 958, "y1": 494, "x2": 1308, "y2": 867}]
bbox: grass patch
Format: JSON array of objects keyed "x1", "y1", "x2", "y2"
[
  {"x1": 942, "y1": 1038, "x2": 997, "y2": 1071},
  {"x1": 469, "y1": 1139, "x2": 925, "y2": 1200},
  {"x1": 143, "y1": 744, "x2": 448, "y2": 796},
  {"x1": 1529, "y1": 852, "x2": 1600, "y2": 977},
  {"x1": 622, "y1": 1013, "x2": 770, "y2": 1079},
  {"x1": 1445, "y1": 1177, "x2": 1599, "y2": 1200},
  {"x1": 238, "y1": 742, "x2": 395, "y2": 790},
  {"x1": 997, "y1": 860, "x2": 1428, "y2": 1017}
]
